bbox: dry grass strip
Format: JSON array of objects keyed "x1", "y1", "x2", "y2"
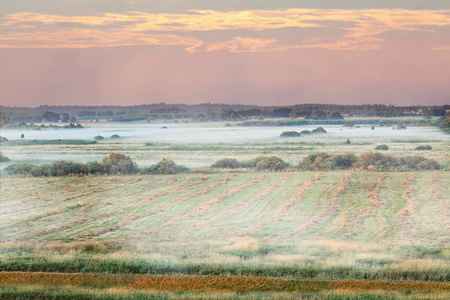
[{"x1": 0, "y1": 272, "x2": 448, "y2": 293}]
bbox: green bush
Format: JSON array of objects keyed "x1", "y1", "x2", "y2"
[
  {"x1": 94, "y1": 135, "x2": 104, "y2": 141},
  {"x1": 110, "y1": 134, "x2": 120, "y2": 139},
  {"x1": 3, "y1": 153, "x2": 142, "y2": 176},
  {"x1": 211, "y1": 158, "x2": 241, "y2": 169},
  {"x1": 0, "y1": 152, "x2": 10, "y2": 162},
  {"x1": 354, "y1": 152, "x2": 440, "y2": 171},
  {"x1": 256, "y1": 156, "x2": 288, "y2": 171},
  {"x1": 0, "y1": 136, "x2": 8, "y2": 142},
  {"x1": 311, "y1": 127, "x2": 327, "y2": 134},
  {"x1": 142, "y1": 159, "x2": 189, "y2": 174},
  {"x1": 239, "y1": 156, "x2": 267, "y2": 169},
  {"x1": 299, "y1": 153, "x2": 357, "y2": 171},
  {"x1": 300, "y1": 130, "x2": 311, "y2": 135},
  {"x1": 280, "y1": 131, "x2": 300, "y2": 137},
  {"x1": 85, "y1": 161, "x2": 103, "y2": 174},
  {"x1": 375, "y1": 144, "x2": 389, "y2": 150},
  {"x1": 415, "y1": 145, "x2": 432, "y2": 150}
]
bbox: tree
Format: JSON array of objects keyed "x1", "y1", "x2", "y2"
[
  {"x1": 42, "y1": 111, "x2": 60, "y2": 122},
  {"x1": 61, "y1": 113, "x2": 70, "y2": 123},
  {"x1": 289, "y1": 111, "x2": 297, "y2": 119}
]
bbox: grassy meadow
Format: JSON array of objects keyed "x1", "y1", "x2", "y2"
[{"x1": 0, "y1": 121, "x2": 449, "y2": 299}]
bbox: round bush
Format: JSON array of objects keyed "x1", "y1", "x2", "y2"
[
  {"x1": 211, "y1": 158, "x2": 241, "y2": 169},
  {"x1": 280, "y1": 131, "x2": 300, "y2": 137},
  {"x1": 111, "y1": 134, "x2": 120, "y2": 139},
  {"x1": 94, "y1": 135, "x2": 104, "y2": 141},
  {"x1": 375, "y1": 144, "x2": 389, "y2": 150},
  {"x1": 415, "y1": 145, "x2": 432, "y2": 150},
  {"x1": 311, "y1": 127, "x2": 327, "y2": 134},
  {"x1": 256, "y1": 156, "x2": 287, "y2": 171}
]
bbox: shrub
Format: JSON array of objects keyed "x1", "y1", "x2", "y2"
[
  {"x1": 110, "y1": 134, "x2": 120, "y2": 139},
  {"x1": 102, "y1": 153, "x2": 138, "y2": 174},
  {"x1": 256, "y1": 156, "x2": 287, "y2": 171},
  {"x1": 0, "y1": 152, "x2": 10, "y2": 162},
  {"x1": 0, "y1": 136, "x2": 8, "y2": 142},
  {"x1": 375, "y1": 144, "x2": 389, "y2": 150},
  {"x1": 94, "y1": 135, "x2": 104, "y2": 141},
  {"x1": 299, "y1": 153, "x2": 357, "y2": 171},
  {"x1": 240, "y1": 156, "x2": 267, "y2": 169},
  {"x1": 344, "y1": 139, "x2": 351, "y2": 144},
  {"x1": 211, "y1": 158, "x2": 241, "y2": 169},
  {"x1": 415, "y1": 145, "x2": 432, "y2": 150},
  {"x1": 49, "y1": 161, "x2": 87, "y2": 176},
  {"x1": 4, "y1": 163, "x2": 35, "y2": 175},
  {"x1": 311, "y1": 127, "x2": 327, "y2": 134},
  {"x1": 85, "y1": 161, "x2": 103, "y2": 174},
  {"x1": 142, "y1": 159, "x2": 189, "y2": 174},
  {"x1": 280, "y1": 131, "x2": 300, "y2": 137},
  {"x1": 299, "y1": 152, "x2": 334, "y2": 171},
  {"x1": 300, "y1": 130, "x2": 311, "y2": 135},
  {"x1": 397, "y1": 125, "x2": 407, "y2": 129},
  {"x1": 333, "y1": 154, "x2": 358, "y2": 169},
  {"x1": 354, "y1": 152, "x2": 399, "y2": 171}
]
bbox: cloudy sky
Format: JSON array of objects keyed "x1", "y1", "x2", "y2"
[{"x1": 1, "y1": 0, "x2": 449, "y2": 106}]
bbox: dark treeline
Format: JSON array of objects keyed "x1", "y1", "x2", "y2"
[
  {"x1": 1, "y1": 104, "x2": 448, "y2": 125},
  {"x1": 3, "y1": 151, "x2": 442, "y2": 177}
]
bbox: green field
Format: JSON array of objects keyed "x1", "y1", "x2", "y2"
[{"x1": 1, "y1": 171, "x2": 449, "y2": 298}]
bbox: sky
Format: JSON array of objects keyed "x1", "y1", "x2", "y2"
[{"x1": 1, "y1": 0, "x2": 449, "y2": 107}]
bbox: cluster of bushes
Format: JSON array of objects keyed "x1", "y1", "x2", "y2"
[
  {"x1": 299, "y1": 153, "x2": 357, "y2": 171},
  {"x1": 3, "y1": 153, "x2": 189, "y2": 176},
  {"x1": 212, "y1": 156, "x2": 288, "y2": 171},
  {"x1": 280, "y1": 127, "x2": 327, "y2": 137},
  {"x1": 415, "y1": 145, "x2": 432, "y2": 150},
  {"x1": 299, "y1": 152, "x2": 441, "y2": 171}
]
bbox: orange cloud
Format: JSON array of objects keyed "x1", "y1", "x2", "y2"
[{"x1": 1, "y1": 9, "x2": 449, "y2": 51}]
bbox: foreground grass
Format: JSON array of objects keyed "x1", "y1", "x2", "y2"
[
  {"x1": 0, "y1": 171, "x2": 448, "y2": 297},
  {"x1": 1, "y1": 272, "x2": 449, "y2": 299}
]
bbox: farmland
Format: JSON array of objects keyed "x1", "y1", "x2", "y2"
[{"x1": 0, "y1": 121, "x2": 449, "y2": 299}]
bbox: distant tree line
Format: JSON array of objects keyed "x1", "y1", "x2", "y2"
[{"x1": 1, "y1": 104, "x2": 448, "y2": 126}]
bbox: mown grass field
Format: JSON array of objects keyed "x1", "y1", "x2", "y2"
[{"x1": 1, "y1": 171, "x2": 449, "y2": 298}]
